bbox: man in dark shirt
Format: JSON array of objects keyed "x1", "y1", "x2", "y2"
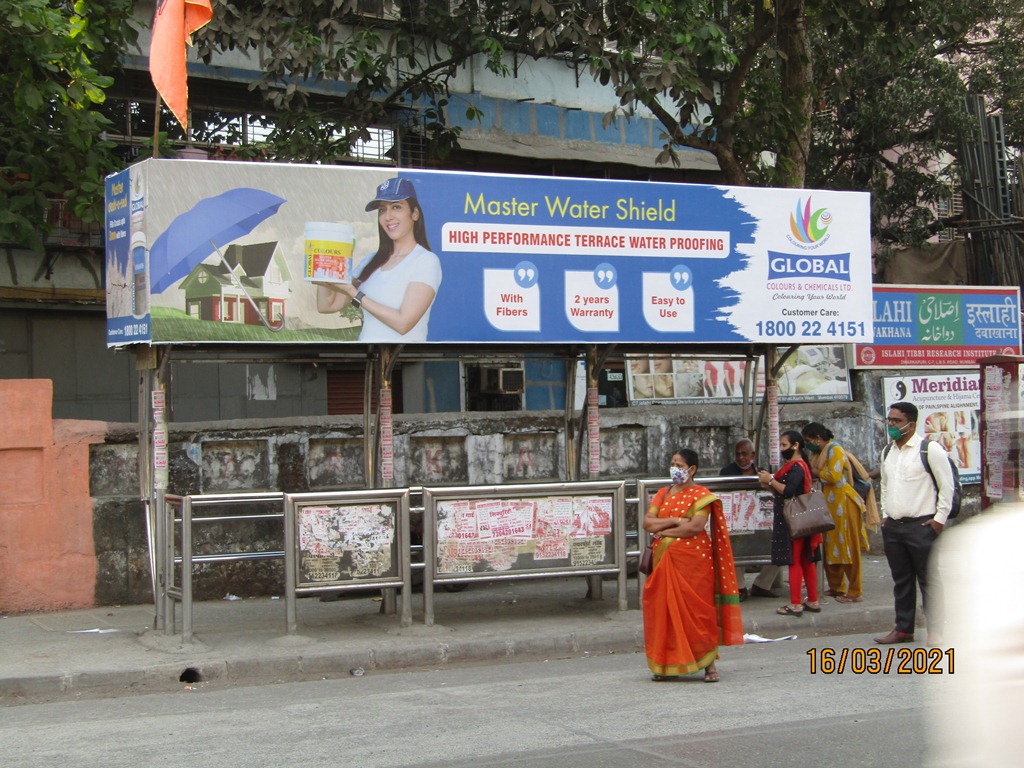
[{"x1": 721, "y1": 438, "x2": 782, "y2": 599}]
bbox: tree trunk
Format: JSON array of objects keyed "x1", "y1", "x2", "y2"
[{"x1": 776, "y1": 0, "x2": 813, "y2": 188}]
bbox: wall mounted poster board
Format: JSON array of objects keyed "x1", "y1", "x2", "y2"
[
  {"x1": 424, "y1": 482, "x2": 626, "y2": 580},
  {"x1": 638, "y1": 478, "x2": 773, "y2": 536},
  {"x1": 421, "y1": 481, "x2": 627, "y2": 624},
  {"x1": 297, "y1": 502, "x2": 397, "y2": 583},
  {"x1": 636, "y1": 477, "x2": 774, "y2": 573},
  {"x1": 284, "y1": 489, "x2": 412, "y2": 631},
  {"x1": 284, "y1": 490, "x2": 410, "y2": 591},
  {"x1": 624, "y1": 345, "x2": 852, "y2": 406},
  {"x1": 105, "y1": 159, "x2": 872, "y2": 346}
]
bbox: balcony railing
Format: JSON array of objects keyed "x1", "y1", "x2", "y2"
[{"x1": 44, "y1": 198, "x2": 103, "y2": 249}]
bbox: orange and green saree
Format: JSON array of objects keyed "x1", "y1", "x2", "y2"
[{"x1": 642, "y1": 484, "x2": 744, "y2": 677}]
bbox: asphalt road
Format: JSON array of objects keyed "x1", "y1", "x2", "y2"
[{"x1": 0, "y1": 631, "x2": 948, "y2": 768}]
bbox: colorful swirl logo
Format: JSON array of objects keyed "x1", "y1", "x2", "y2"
[{"x1": 789, "y1": 197, "x2": 832, "y2": 244}]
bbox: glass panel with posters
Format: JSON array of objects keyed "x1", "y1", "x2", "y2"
[{"x1": 625, "y1": 345, "x2": 852, "y2": 406}]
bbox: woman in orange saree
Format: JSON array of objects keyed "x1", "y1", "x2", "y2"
[{"x1": 642, "y1": 448, "x2": 744, "y2": 682}]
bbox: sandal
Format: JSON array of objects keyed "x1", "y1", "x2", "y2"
[
  {"x1": 835, "y1": 595, "x2": 863, "y2": 603},
  {"x1": 704, "y1": 669, "x2": 720, "y2": 683},
  {"x1": 777, "y1": 605, "x2": 804, "y2": 616},
  {"x1": 824, "y1": 589, "x2": 841, "y2": 598},
  {"x1": 802, "y1": 602, "x2": 822, "y2": 613}
]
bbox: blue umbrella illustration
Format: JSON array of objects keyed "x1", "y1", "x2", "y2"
[{"x1": 148, "y1": 187, "x2": 287, "y2": 330}]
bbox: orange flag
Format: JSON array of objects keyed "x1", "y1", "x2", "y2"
[{"x1": 149, "y1": 0, "x2": 214, "y2": 131}]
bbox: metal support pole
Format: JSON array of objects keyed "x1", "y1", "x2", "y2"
[
  {"x1": 363, "y1": 348, "x2": 376, "y2": 487},
  {"x1": 136, "y1": 347, "x2": 159, "y2": 628},
  {"x1": 563, "y1": 355, "x2": 578, "y2": 481},
  {"x1": 284, "y1": 502, "x2": 298, "y2": 634},
  {"x1": 162, "y1": 496, "x2": 177, "y2": 636},
  {"x1": 379, "y1": 346, "x2": 402, "y2": 617},
  {"x1": 765, "y1": 346, "x2": 781, "y2": 468},
  {"x1": 584, "y1": 346, "x2": 602, "y2": 600},
  {"x1": 182, "y1": 496, "x2": 194, "y2": 643}
]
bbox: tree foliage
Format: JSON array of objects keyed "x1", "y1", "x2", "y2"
[
  {"x1": 193, "y1": 1, "x2": 1021, "y2": 248},
  {"x1": 0, "y1": 0, "x2": 136, "y2": 251},
  {"x1": 5, "y1": 1, "x2": 1022, "y2": 252},
  {"x1": 806, "y1": 0, "x2": 1021, "y2": 249}
]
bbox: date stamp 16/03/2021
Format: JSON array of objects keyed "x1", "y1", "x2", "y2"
[{"x1": 806, "y1": 647, "x2": 954, "y2": 675}]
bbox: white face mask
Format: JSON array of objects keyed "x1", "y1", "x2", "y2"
[{"x1": 670, "y1": 466, "x2": 690, "y2": 485}]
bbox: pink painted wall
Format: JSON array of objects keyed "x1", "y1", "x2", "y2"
[{"x1": 0, "y1": 380, "x2": 106, "y2": 613}]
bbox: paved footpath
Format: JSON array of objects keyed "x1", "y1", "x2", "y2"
[{"x1": 0, "y1": 555, "x2": 908, "y2": 703}]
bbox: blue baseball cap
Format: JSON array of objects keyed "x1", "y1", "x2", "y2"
[{"x1": 365, "y1": 177, "x2": 418, "y2": 211}]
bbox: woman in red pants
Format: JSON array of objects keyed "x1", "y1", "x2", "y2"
[{"x1": 758, "y1": 430, "x2": 823, "y2": 616}]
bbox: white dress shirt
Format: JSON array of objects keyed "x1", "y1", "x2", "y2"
[{"x1": 879, "y1": 433, "x2": 955, "y2": 525}]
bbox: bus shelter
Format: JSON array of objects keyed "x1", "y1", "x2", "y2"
[{"x1": 105, "y1": 160, "x2": 874, "y2": 635}]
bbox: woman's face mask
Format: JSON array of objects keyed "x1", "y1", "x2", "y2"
[
  {"x1": 670, "y1": 466, "x2": 690, "y2": 485},
  {"x1": 805, "y1": 442, "x2": 821, "y2": 454},
  {"x1": 780, "y1": 446, "x2": 796, "y2": 460}
]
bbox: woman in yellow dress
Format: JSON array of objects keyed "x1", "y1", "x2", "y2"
[
  {"x1": 801, "y1": 422, "x2": 868, "y2": 602},
  {"x1": 642, "y1": 448, "x2": 744, "y2": 682}
]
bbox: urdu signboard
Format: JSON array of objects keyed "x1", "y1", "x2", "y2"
[{"x1": 856, "y1": 285, "x2": 1021, "y2": 368}]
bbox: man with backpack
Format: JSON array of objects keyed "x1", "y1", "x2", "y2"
[{"x1": 875, "y1": 400, "x2": 956, "y2": 646}]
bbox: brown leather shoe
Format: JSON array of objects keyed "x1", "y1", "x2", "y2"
[{"x1": 874, "y1": 629, "x2": 914, "y2": 644}]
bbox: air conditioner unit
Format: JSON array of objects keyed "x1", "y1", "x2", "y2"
[{"x1": 481, "y1": 367, "x2": 525, "y2": 395}]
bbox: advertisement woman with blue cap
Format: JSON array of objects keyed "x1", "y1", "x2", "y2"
[{"x1": 317, "y1": 177, "x2": 442, "y2": 341}]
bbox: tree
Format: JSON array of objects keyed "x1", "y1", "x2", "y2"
[
  {"x1": 953, "y1": 1, "x2": 1024, "y2": 149},
  {"x1": 806, "y1": 0, "x2": 1023, "y2": 249},
  {"x1": 6, "y1": 2, "x2": 1018, "y2": 252},
  {"x1": 192, "y1": 0, "x2": 510, "y2": 162},
  {"x1": 194, "y1": 2, "x2": 796, "y2": 182},
  {"x1": 194, "y1": 1, "x2": 1024, "y2": 250},
  {"x1": 0, "y1": 0, "x2": 136, "y2": 251}
]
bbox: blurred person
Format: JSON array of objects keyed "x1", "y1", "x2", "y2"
[
  {"x1": 802, "y1": 422, "x2": 868, "y2": 603},
  {"x1": 875, "y1": 401, "x2": 954, "y2": 645},
  {"x1": 720, "y1": 438, "x2": 783, "y2": 600},
  {"x1": 643, "y1": 448, "x2": 744, "y2": 682},
  {"x1": 927, "y1": 503, "x2": 1024, "y2": 767},
  {"x1": 758, "y1": 430, "x2": 822, "y2": 616}
]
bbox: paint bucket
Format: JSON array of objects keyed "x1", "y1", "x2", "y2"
[{"x1": 304, "y1": 222, "x2": 354, "y2": 283}]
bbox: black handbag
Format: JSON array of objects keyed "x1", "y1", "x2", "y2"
[
  {"x1": 783, "y1": 486, "x2": 835, "y2": 538},
  {"x1": 852, "y1": 476, "x2": 873, "y2": 501},
  {"x1": 638, "y1": 543, "x2": 654, "y2": 575}
]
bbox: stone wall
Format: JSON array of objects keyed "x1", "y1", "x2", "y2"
[
  {"x1": 15, "y1": 371, "x2": 977, "y2": 612},
  {"x1": 87, "y1": 399, "x2": 874, "y2": 606}
]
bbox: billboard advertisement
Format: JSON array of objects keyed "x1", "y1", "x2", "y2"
[
  {"x1": 855, "y1": 285, "x2": 1021, "y2": 368},
  {"x1": 105, "y1": 159, "x2": 873, "y2": 347}
]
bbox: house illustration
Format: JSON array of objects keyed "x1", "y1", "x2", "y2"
[{"x1": 180, "y1": 241, "x2": 291, "y2": 327}]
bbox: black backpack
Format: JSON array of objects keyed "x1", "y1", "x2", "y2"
[{"x1": 881, "y1": 438, "x2": 962, "y2": 519}]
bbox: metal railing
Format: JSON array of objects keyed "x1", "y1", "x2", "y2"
[
  {"x1": 158, "y1": 476, "x2": 773, "y2": 641},
  {"x1": 163, "y1": 492, "x2": 285, "y2": 642}
]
